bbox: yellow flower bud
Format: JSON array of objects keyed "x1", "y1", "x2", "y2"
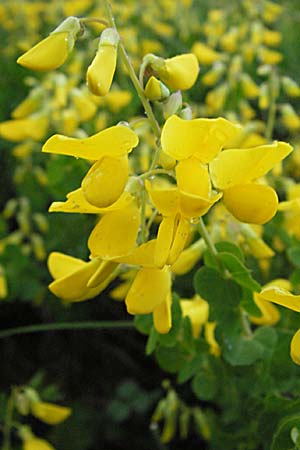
[
  {"x1": 31, "y1": 401, "x2": 71, "y2": 425},
  {"x1": 144, "y1": 76, "x2": 170, "y2": 101},
  {"x1": 17, "y1": 17, "x2": 81, "y2": 71},
  {"x1": 86, "y1": 28, "x2": 119, "y2": 96},
  {"x1": 192, "y1": 42, "x2": 223, "y2": 65},
  {"x1": 240, "y1": 74, "x2": 259, "y2": 99}
]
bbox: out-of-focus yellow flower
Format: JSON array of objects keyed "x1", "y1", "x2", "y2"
[
  {"x1": 240, "y1": 74, "x2": 259, "y2": 99},
  {"x1": 0, "y1": 115, "x2": 48, "y2": 142},
  {"x1": 220, "y1": 27, "x2": 239, "y2": 52},
  {"x1": 263, "y1": 1, "x2": 283, "y2": 23},
  {"x1": 202, "y1": 62, "x2": 225, "y2": 86},
  {"x1": 86, "y1": 28, "x2": 119, "y2": 96},
  {"x1": 0, "y1": 266, "x2": 7, "y2": 299},
  {"x1": 23, "y1": 437, "x2": 55, "y2": 450},
  {"x1": 191, "y1": 42, "x2": 223, "y2": 65},
  {"x1": 278, "y1": 184, "x2": 300, "y2": 239},
  {"x1": 262, "y1": 29, "x2": 282, "y2": 46},
  {"x1": 71, "y1": 88, "x2": 97, "y2": 122},
  {"x1": 180, "y1": 295, "x2": 209, "y2": 338},
  {"x1": 11, "y1": 88, "x2": 43, "y2": 119},
  {"x1": 105, "y1": 89, "x2": 132, "y2": 112},
  {"x1": 205, "y1": 83, "x2": 228, "y2": 114},
  {"x1": 31, "y1": 402, "x2": 71, "y2": 425},
  {"x1": 151, "y1": 54, "x2": 199, "y2": 91},
  {"x1": 281, "y1": 104, "x2": 300, "y2": 131},
  {"x1": 17, "y1": 16, "x2": 81, "y2": 71},
  {"x1": 281, "y1": 77, "x2": 300, "y2": 97},
  {"x1": 258, "y1": 47, "x2": 283, "y2": 65}
]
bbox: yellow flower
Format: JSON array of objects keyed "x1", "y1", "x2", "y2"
[
  {"x1": 23, "y1": 437, "x2": 55, "y2": 450},
  {"x1": 48, "y1": 252, "x2": 116, "y2": 302},
  {"x1": 262, "y1": 29, "x2": 282, "y2": 47},
  {"x1": 180, "y1": 295, "x2": 209, "y2": 338},
  {"x1": 0, "y1": 115, "x2": 48, "y2": 142},
  {"x1": 209, "y1": 141, "x2": 293, "y2": 224},
  {"x1": 240, "y1": 74, "x2": 259, "y2": 99},
  {"x1": 258, "y1": 47, "x2": 283, "y2": 65},
  {"x1": 171, "y1": 239, "x2": 206, "y2": 275},
  {"x1": 161, "y1": 114, "x2": 240, "y2": 162},
  {"x1": 146, "y1": 173, "x2": 220, "y2": 267},
  {"x1": 17, "y1": 17, "x2": 81, "y2": 71},
  {"x1": 151, "y1": 54, "x2": 199, "y2": 91},
  {"x1": 86, "y1": 28, "x2": 119, "y2": 96},
  {"x1": 88, "y1": 196, "x2": 140, "y2": 260},
  {"x1": 31, "y1": 402, "x2": 71, "y2": 425},
  {"x1": 43, "y1": 123, "x2": 138, "y2": 160},
  {"x1": 191, "y1": 42, "x2": 223, "y2": 65},
  {"x1": 255, "y1": 284, "x2": 300, "y2": 364}
]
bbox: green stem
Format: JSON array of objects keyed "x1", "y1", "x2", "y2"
[
  {"x1": 103, "y1": 0, "x2": 161, "y2": 141},
  {"x1": 240, "y1": 310, "x2": 253, "y2": 338},
  {"x1": 0, "y1": 321, "x2": 134, "y2": 339},
  {"x1": 198, "y1": 218, "x2": 223, "y2": 272},
  {"x1": 2, "y1": 389, "x2": 15, "y2": 450},
  {"x1": 265, "y1": 69, "x2": 278, "y2": 141},
  {"x1": 139, "y1": 186, "x2": 147, "y2": 244}
]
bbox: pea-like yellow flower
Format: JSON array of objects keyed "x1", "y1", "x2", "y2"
[
  {"x1": 112, "y1": 240, "x2": 172, "y2": 334},
  {"x1": 146, "y1": 173, "x2": 221, "y2": 267},
  {"x1": 17, "y1": 16, "x2": 81, "y2": 71},
  {"x1": 180, "y1": 295, "x2": 209, "y2": 338},
  {"x1": 43, "y1": 124, "x2": 138, "y2": 208},
  {"x1": 48, "y1": 252, "x2": 115, "y2": 301},
  {"x1": 31, "y1": 402, "x2": 71, "y2": 425},
  {"x1": 86, "y1": 28, "x2": 119, "y2": 96},
  {"x1": 161, "y1": 114, "x2": 240, "y2": 162},
  {"x1": 88, "y1": 196, "x2": 140, "y2": 260},
  {"x1": 258, "y1": 47, "x2": 283, "y2": 65},
  {"x1": 23, "y1": 437, "x2": 55, "y2": 450},
  {"x1": 209, "y1": 141, "x2": 293, "y2": 224},
  {"x1": 240, "y1": 74, "x2": 259, "y2": 99},
  {"x1": 255, "y1": 285, "x2": 300, "y2": 364},
  {"x1": 150, "y1": 54, "x2": 199, "y2": 91}
]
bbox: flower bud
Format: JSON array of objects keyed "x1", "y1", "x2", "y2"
[
  {"x1": 86, "y1": 28, "x2": 119, "y2": 96},
  {"x1": 17, "y1": 16, "x2": 81, "y2": 71},
  {"x1": 151, "y1": 53, "x2": 199, "y2": 91},
  {"x1": 144, "y1": 76, "x2": 170, "y2": 101}
]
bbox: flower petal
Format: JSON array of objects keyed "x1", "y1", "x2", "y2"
[
  {"x1": 168, "y1": 216, "x2": 190, "y2": 265},
  {"x1": 257, "y1": 286, "x2": 300, "y2": 312},
  {"x1": 42, "y1": 124, "x2": 139, "y2": 159},
  {"x1": 125, "y1": 267, "x2": 171, "y2": 314},
  {"x1": 155, "y1": 215, "x2": 177, "y2": 267},
  {"x1": 49, "y1": 189, "x2": 133, "y2": 214},
  {"x1": 161, "y1": 114, "x2": 240, "y2": 162},
  {"x1": 82, "y1": 155, "x2": 129, "y2": 208},
  {"x1": 251, "y1": 292, "x2": 280, "y2": 325},
  {"x1": 176, "y1": 157, "x2": 211, "y2": 197},
  {"x1": 210, "y1": 141, "x2": 293, "y2": 189},
  {"x1": 146, "y1": 179, "x2": 179, "y2": 216},
  {"x1": 291, "y1": 329, "x2": 300, "y2": 365},
  {"x1": 223, "y1": 183, "x2": 278, "y2": 224},
  {"x1": 113, "y1": 240, "x2": 157, "y2": 267},
  {"x1": 88, "y1": 199, "x2": 140, "y2": 259},
  {"x1": 180, "y1": 297, "x2": 209, "y2": 338},
  {"x1": 31, "y1": 402, "x2": 71, "y2": 425},
  {"x1": 153, "y1": 291, "x2": 172, "y2": 334},
  {"x1": 48, "y1": 257, "x2": 102, "y2": 301},
  {"x1": 179, "y1": 191, "x2": 222, "y2": 218},
  {"x1": 48, "y1": 252, "x2": 85, "y2": 279}
]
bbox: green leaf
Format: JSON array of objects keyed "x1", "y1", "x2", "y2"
[
  {"x1": 134, "y1": 313, "x2": 153, "y2": 335},
  {"x1": 241, "y1": 287, "x2": 262, "y2": 317},
  {"x1": 177, "y1": 352, "x2": 203, "y2": 384},
  {"x1": 146, "y1": 326, "x2": 159, "y2": 355},
  {"x1": 288, "y1": 247, "x2": 300, "y2": 269},
  {"x1": 271, "y1": 414, "x2": 300, "y2": 450},
  {"x1": 192, "y1": 365, "x2": 218, "y2": 401},
  {"x1": 219, "y1": 252, "x2": 261, "y2": 292},
  {"x1": 194, "y1": 266, "x2": 242, "y2": 325},
  {"x1": 204, "y1": 241, "x2": 244, "y2": 270},
  {"x1": 155, "y1": 345, "x2": 186, "y2": 373},
  {"x1": 158, "y1": 294, "x2": 182, "y2": 347}
]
